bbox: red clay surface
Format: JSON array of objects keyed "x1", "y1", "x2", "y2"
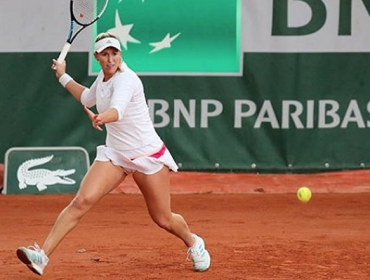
[
  {"x1": 1, "y1": 170, "x2": 370, "y2": 280},
  {"x1": 112, "y1": 169, "x2": 370, "y2": 194}
]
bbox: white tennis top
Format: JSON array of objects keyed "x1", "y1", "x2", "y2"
[{"x1": 81, "y1": 62, "x2": 162, "y2": 151}]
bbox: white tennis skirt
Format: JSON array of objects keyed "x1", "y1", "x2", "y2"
[{"x1": 95, "y1": 143, "x2": 179, "y2": 175}]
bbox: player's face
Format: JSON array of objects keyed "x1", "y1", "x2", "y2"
[{"x1": 96, "y1": 47, "x2": 121, "y2": 80}]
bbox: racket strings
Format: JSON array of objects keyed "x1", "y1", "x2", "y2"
[{"x1": 73, "y1": 0, "x2": 108, "y2": 25}]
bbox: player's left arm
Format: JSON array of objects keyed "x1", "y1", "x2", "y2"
[
  {"x1": 95, "y1": 108, "x2": 119, "y2": 125},
  {"x1": 83, "y1": 106, "x2": 119, "y2": 132},
  {"x1": 84, "y1": 74, "x2": 134, "y2": 129},
  {"x1": 101, "y1": 74, "x2": 135, "y2": 123}
]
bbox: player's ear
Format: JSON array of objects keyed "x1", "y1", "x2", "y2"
[{"x1": 94, "y1": 52, "x2": 99, "y2": 61}]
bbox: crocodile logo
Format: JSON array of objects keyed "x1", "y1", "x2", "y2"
[{"x1": 17, "y1": 155, "x2": 76, "y2": 192}]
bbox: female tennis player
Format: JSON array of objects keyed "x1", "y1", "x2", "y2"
[{"x1": 16, "y1": 32, "x2": 211, "y2": 276}]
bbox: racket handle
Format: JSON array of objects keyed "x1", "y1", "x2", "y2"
[{"x1": 57, "y1": 43, "x2": 71, "y2": 63}]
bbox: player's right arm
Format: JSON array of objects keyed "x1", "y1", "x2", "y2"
[
  {"x1": 51, "y1": 59, "x2": 88, "y2": 102},
  {"x1": 64, "y1": 80, "x2": 87, "y2": 102}
]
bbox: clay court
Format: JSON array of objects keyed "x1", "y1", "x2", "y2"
[{"x1": 1, "y1": 170, "x2": 370, "y2": 280}]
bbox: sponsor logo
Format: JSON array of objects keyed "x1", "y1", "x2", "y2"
[
  {"x1": 90, "y1": 0, "x2": 242, "y2": 76},
  {"x1": 17, "y1": 155, "x2": 76, "y2": 192},
  {"x1": 4, "y1": 147, "x2": 89, "y2": 195},
  {"x1": 148, "y1": 98, "x2": 370, "y2": 129},
  {"x1": 244, "y1": 0, "x2": 370, "y2": 52}
]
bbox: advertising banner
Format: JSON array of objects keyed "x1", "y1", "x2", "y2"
[
  {"x1": 1, "y1": 0, "x2": 370, "y2": 172},
  {"x1": 90, "y1": 0, "x2": 242, "y2": 75},
  {"x1": 4, "y1": 147, "x2": 90, "y2": 194}
]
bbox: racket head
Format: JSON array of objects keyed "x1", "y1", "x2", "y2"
[{"x1": 71, "y1": 0, "x2": 109, "y2": 26}]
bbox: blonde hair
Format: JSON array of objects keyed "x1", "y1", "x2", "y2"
[
  {"x1": 95, "y1": 32, "x2": 119, "y2": 43},
  {"x1": 95, "y1": 32, "x2": 123, "y2": 72}
]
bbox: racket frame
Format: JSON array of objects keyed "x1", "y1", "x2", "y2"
[{"x1": 57, "y1": 0, "x2": 109, "y2": 62}]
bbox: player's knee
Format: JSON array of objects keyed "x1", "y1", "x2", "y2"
[
  {"x1": 70, "y1": 195, "x2": 95, "y2": 212},
  {"x1": 152, "y1": 215, "x2": 172, "y2": 231}
]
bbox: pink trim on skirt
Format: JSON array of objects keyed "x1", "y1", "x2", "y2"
[{"x1": 95, "y1": 145, "x2": 178, "y2": 175}]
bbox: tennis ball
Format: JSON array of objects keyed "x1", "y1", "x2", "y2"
[{"x1": 297, "y1": 186, "x2": 312, "y2": 202}]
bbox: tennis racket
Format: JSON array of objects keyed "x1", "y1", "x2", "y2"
[{"x1": 57, "y1": 0, "x2": 109, "y2": 63}]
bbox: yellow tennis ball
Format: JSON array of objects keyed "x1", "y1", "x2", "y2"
[{"x1": 297, "y1": 186, "x2": 312, "y2": 202}]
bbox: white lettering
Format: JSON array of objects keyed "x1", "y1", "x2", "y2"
[
  {"x1": 319, "y1": 100, "x2": 340, "y2": 128},
  {"x1": 174, "y1": 100, "x2": 196, "y2": 128},
  {"x1": 282, "y1": 100, "x2": 304, "y2": 129},
  {"x1": 367, "y1": 101, "x2": 370, "y2": 127},
  {"x1": 234, "y1": 100, "x2": 257, "y2": 128},
  {"x1": 148, "y1": 98, "x2": 370, "y2": 129},
  {"x1": 201, "y1": 100, "x2": 223, "y2": 128},
  {"x1": 306, "y1": 100, "x2": 315, "y2": 128},
  {"x1": 341, "y1": 100, "x2": 365, "y2": 128},
  {"x1": 255, "y1": 101, "x2": 279, "y2": 128},
  {"x1": 148, "y1": 99, "x2": 170, "y2": 128}
]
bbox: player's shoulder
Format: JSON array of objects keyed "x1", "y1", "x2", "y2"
[
  {"x1": 120, "y1": 62, "x2": 136, "y2": 75},
  {"x1": 118, "y1": 63, "x2": 140, "y2": 81}
]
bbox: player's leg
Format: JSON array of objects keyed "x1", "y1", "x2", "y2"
[
  {"x1": 43, "y1": 161, "x2": 127, "y2": 255},
  {"x1": 16, "y1": 161, "x2": 126, "y2": 275},
  {"x1": 133, "y1": 166, "x2": 211, "y2": 271},
  {"x1": 133, "y1": 166, "x2": 193, "y2": 246}
]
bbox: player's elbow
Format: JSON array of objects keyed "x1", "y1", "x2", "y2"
[{"x1": 111, "y1": 107, "x2": 122, "y2": 121}]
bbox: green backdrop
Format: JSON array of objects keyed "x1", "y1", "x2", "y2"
[
  {"x1": 1, "y1": 52, "x2": 370, "y2": 172},
  {"x1": 1, "y1": 0, "x2": 370, "y2": 172}
]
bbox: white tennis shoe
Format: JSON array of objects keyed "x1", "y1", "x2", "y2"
[
  {"x1": 187, "y1": 234, "x2": 211, "y2": 272},
  {"x1": 16, "y1": 243, "x2": 49, "y2": 276}
]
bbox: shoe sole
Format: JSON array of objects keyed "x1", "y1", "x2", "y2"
[
  {"x1": 16, "y1": 248, "x2": 42, "y2": 276},
  {"x1": 194, "y1": 250, "x2": 211, "y2": 272}
]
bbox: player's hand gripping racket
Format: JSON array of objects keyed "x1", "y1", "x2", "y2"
[{"x1": 57, "y1": 0, "x2": 109, "y2": 63}]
